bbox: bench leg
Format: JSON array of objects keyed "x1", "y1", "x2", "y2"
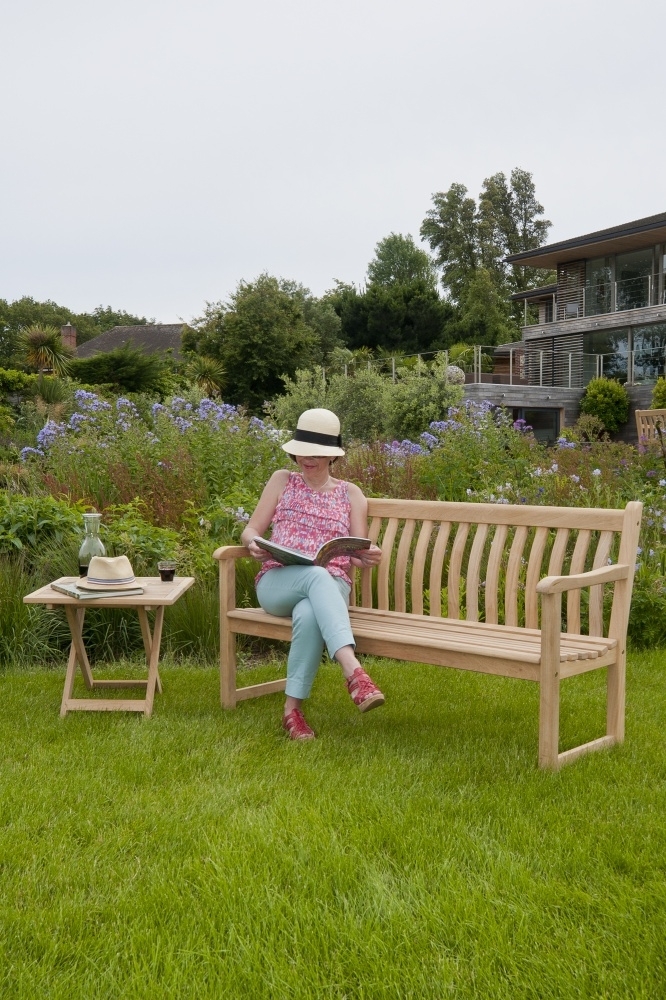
[
  {"x1": 219, "y1": 559, "x2": 237, "y2": 709},
  {"x1": 539, "y1": 592, "x2": 561, "y2": 769},
  {"x1": 606, "y1": 646, "x2": 626, "y2": 744}
]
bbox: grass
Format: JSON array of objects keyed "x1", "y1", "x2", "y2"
[{"x1": 1, "y1": 650, "x2": 665, "y2": 998}]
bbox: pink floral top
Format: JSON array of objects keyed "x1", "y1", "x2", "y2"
[{"x1": 256, "y1": 472, "x2": 353, "y2": 587}]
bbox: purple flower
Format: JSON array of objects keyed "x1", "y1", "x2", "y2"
[
  {"x1": 19, "y1": 446, "x2": 45, "y2": 461},
  {"x1": 36, "y1": 420, "x2": 67, "y2": 449}
]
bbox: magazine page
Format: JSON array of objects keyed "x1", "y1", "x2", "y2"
[
  {"x1": 314, "y1": 537, "x2": 371, "y2": 566},
  {"x1": 253, "y1": 538, "x2": 314, "y2": 566}
]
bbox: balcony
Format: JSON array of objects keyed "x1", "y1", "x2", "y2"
[
  {"x1": 447, "y1": 343, "x2": 666, "y2": 388},
  {"x1": 524, "y1": 274, "x2": 666, "y2": 327}
]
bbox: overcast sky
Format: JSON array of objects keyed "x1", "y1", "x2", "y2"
[{"x1": 1, "y1": 0, "x2": 664, "y2": 324}]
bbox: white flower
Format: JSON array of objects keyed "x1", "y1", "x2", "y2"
[
  {"x1": 550, "y1": 463, "x2": 558, "y2": 473},
  {"x1": 571, "y1": 474, "x2": 580, "y2": 483},
  {"x1": 592, "y1": 468, "x2": 601, "y2": 476},
  {"x1": 660, "y1": 479, "x2": 666, "y2": 487}
]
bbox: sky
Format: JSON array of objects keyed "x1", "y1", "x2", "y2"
[{"x1": 1, "y1": 0, "x2": 665, "y2": 325}]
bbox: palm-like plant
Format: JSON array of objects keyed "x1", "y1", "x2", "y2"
[
  {"x1": 21, "y1": 325, "x2": 73, "y2": 376},
  {"x1": 34, "y1": 375, "x2": 71, "y2": 421},
  {"x1": 184, "y1": 355, "x2": 226, "y2": 397}
]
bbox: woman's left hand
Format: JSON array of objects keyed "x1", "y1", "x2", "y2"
[{"x1": 350, "y1": 543, "x2": 382, "y2": 567}]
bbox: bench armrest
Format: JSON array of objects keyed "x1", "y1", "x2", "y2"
[
  {"x1": 536, "y1": 563, "x2": 630, "y2": 595},
  {"x1": 212, "y1": 545, "x2": 252, "y2": 561}
]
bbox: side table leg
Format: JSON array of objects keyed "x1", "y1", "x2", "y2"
[
  {"x1": 61, "y1": 607, "x2": 93, "y2": 716},
  {"x1": 143, "y1": 605, "x2": 165, "y2": 717},
  {"x1": 137, "y1": 606, "x2": 162, "y2": 696}
]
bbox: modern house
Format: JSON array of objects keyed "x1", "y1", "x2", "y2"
[
  {"x1": 76, "y1": 324, "x2": 186, "y2": 359},
  {"x1": 461, "y1": 211, "x2": 666, "y2": 442}
]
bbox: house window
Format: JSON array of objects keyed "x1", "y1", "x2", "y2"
[
  {"x1": 512, "y1": 407, "x2": 560, "y2": 445},
  {"x1": 631, "y1": 322, "x2": 666, "y2": 383},
  {"x1": 583, "y1": 328, "x2": 629, "y2": 383},
  {"x1": 616, "y1": 249, "x2": 653, "y2": 310},
  {"x1": 585, "y1": 257, "x2": 612, "y2": 315}
]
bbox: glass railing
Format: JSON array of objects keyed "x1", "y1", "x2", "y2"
[
  {"x1": 455, "y1": 344, "x2": 666, "y2": 388},
  {"x1": 526, "y1": 274, "x2": 663, "y2": 325}
]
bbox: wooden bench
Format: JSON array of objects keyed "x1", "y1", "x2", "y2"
[
  {"x1": 635, "y1": 408, "x2": 666, "y2": 443},
  {"x1": 213, "y1": 499, "x2": 642, "y2": 769}
]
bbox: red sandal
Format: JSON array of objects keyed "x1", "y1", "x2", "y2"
[
  {"x1": 346, "y1": 667, "x2": 385, "y2": 713},
  {"x1": 282, "y1": 708, "x2": 316, "y2": 741}
]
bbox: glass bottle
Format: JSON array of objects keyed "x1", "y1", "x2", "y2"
[{"x1": 78, "y1": 513, "x2": 106, "y2": 576}]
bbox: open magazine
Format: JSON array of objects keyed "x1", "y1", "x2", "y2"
[{"x1": 253, "y1": 536, "x2": 371, "y2": 567}]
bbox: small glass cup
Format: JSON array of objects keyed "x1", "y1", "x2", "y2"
[{"x1": 158, "y1": 560, "x2": 176, "y2": 582}]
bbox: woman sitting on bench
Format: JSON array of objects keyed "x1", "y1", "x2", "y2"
[{"x1": 241, "y1": 408, "x2": 384, "y2": 741}]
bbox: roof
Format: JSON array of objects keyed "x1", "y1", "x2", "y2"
[
  {"x1": 76, "y1": 324, "x2": 185, "y2": 358},
  {"x1": 506, "y1": 211, "x2": 666, "y2": 269},
  {"x1": 510, "y1": 283, "x2": 558, "y2": 302}
]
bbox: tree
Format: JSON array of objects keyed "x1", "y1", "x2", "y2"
[
  {"x1": 183, "y1": 355, "x2": 226, "y2": 397},
  {"x1": 20, "y1": 325, "x2": 74, "y2": 376},
  {"x1": 191, "y1": 274, "x2": 319, "y2": 412},
  {"x1": 367, "y1": 233, "x2": 437, "y2": 289},
  {"x1": 420, "y1": 168, "x2": 552, "y2": 330},
  {"x1": 0, "y1": 297, "x2": 148, "y2": 363},
  {"x1": 326, "y1": 280, "x2": 458, "y2": 355}
]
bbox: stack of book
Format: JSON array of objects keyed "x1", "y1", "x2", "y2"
[{"x1": 50, "y1": 580, "x2": 145, "y2": 600}]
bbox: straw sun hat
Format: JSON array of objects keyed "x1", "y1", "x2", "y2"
[
  {"x1": 81, "y1": 555, "x2": 137, "y2": 589},
  {"x1": 281, "y1": 408, "x2": 345, "y2": 458}
]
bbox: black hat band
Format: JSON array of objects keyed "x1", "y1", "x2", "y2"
[{"x1": 293, "y1": 428, "x2": 342, "y2": 448}]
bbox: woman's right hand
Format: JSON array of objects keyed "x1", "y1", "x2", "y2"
[{"x1": 246, "y1": 537, "x2": 271, "y2": 561}]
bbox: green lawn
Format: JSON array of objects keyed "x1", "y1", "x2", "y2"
[{"x1": 1, "y1": 651, "x2": 665, "y2": 999}]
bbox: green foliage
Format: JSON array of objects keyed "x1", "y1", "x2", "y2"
[
  {"x1": 0, "y1": 367, "x2": 37, "y2": 395},
  {"x1": 0, "y1": 493, "x2": 84, "y2": 560},
  {"x1": 0, "y1": 297, "x2": 147, "y2": 362},
  {"x1": 183, "y1": 355, "x2": 226, "y2": 396},
  {"x1": 326, "y1": 279, "x2": 457, "y2": 355},
  {"x1": 580, "y1": 377, "x2": 630, "y2": 433},
  {"x1": 385, "y1": 355, "x2": 464, "y2": 440},
  {"x1": 420, "y1": 168, "x2": 552, "y2": 330},
  {"x1": 70, "y1": 344, "x2": 165, "y2": 393},
  {"x1": 20, "y1": 325, "x2": 74, "y2": 376},
  {"x1": 266, "y1": 369, "x2": 327, "y2": 431},
  {"x1": 327, "y1": 368, "x2": 390, "y2": 442},
  {"x1": 191, "y1": 274, "x2": 319, "y2": 412},
  {"x1": 367, "y1": 232, "x2": 437, "y2": 288},
  {"x1": 456, "y1": 267, "x2": 514, "y2": 346},
  {"x1": 651, "y1": 377, "x2": 666, "y2": 409}
]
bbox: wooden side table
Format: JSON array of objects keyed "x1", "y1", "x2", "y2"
[{"x1": 23, "y1": 576, "x2": 195, "y2": 716}]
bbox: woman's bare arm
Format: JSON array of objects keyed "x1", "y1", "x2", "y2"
[{"x1": 241, "y1": 469, "x2": 290, "y2": 560}]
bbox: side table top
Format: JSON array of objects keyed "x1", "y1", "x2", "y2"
[{"x1": 24, "y1": 576, "x2": 195, "y2": 607}]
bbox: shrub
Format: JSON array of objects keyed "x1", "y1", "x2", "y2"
[
  {"x1": 651, "y1": 377, "x2": 666, "y2": 410},
  {"x1": 385, "y1": 354, "x2": 464, "y2": 440},
  {"x1": 70, "y1": 344, "x2": 165, "y2": 394},
  {"x1": 579, "y1": 377, "x2": 630, "y2": 434},
  {"x1": 0, "y1": 367, "x2": 37, "y2": 395}
]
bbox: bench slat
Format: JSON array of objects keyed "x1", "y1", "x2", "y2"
[
  {"x1": 366, "y1": 499, "x2": 625, "y2": 530},
  {"x1": 410, "y1": 520, "x2": 433, "y2": 616},
  {"x1": 466, "y1": 523, "x2": 488, "y2": 622},
  {"x1": 395, "y1": 519, "x2": 415, "y2": 613},
  {"x1": 590, "y1": 531, "x2": 613, "y2": 636},
  {"x1": 567, "y1": 529, "x2": 591, "y2": 634},
  {"x1": 485, "y1": 523, "x2": 508, "y2": 625},
  {"x1": 448, "y1": 522, "x2": 470, "y2": 619},
  {"x1": 505, "y1": 525, "x2": 528, "y2": 627},
  {"x1": 525, "y1": 527, "x2": 549, "y2": 629},
  {"x1": 378, "y1": 517, "x2": 399, "y2": 611},
  {"x1": 429, "y1": 522, "x2": 451, "y2": 617}
]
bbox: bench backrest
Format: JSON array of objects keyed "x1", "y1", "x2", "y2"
[
  {"x1": 635, "y1": 408, "x2": 666, "y2": 443},
  {"x1": 356, "y1": 499, "x2": 642, "y2": 640}
]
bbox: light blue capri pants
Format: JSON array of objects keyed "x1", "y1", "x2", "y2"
[{"x1": 256, "y1": 565, "x2": 355, "y2": 700}]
